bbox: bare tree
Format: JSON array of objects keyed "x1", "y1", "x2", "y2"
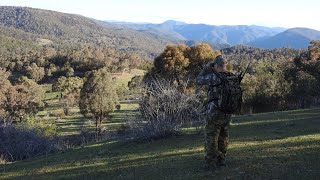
[{"x1": 130, "y1": 76, "x2": 204, "y2": 139}]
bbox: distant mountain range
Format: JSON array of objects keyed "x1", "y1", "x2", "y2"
[
  {"x1": 0, "y1": 5, "x2": 319, "y2": 64},
  {"x1": 110, "y1": 20, "x2": 320, "y2": 49},
  {"x1": 249, "y1": 28, "x2": 320, "y2": 48}
]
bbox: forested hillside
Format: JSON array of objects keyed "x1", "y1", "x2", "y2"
[{"x1": 0, "y1": 6, "x2": 177, "y2": 61}]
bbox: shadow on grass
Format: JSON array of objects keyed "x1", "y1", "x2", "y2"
[
  {"x1": 43, "y1": 102, "x2": 61, "y2": 111},
  {"x1": 2, "y1": 108, "x2": 320, "y2": 179},
  {"x1": 233, "y1": 108, "x2": 320, "y2": 124},
  {"x1": 231, "y1": 109, "x2": 320, "y2": 141},
  {"x1": 2, "y1": 133, "x2": 319, "y2": 180}
]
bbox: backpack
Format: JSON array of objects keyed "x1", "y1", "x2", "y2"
[{"x1": 212, "y1": 72, "x2": 243, "y2": 114}]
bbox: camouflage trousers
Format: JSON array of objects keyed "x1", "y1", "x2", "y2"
[{"x1": 204, "y1": 110, "x2": 231, "y2": 167}]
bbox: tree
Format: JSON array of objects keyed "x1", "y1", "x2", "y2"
[
  {"x1": 52, "y1": 76, "x2": 67, "y2": 95},
  {"x1": 66, "y1": 67, "x2": 74, "y2": 77},
  {"x1": 150, "y1": 43, "x2": 220, "y2": 87},
  {"x1": 284, "y1": 40, "x2": 320, "y2": 108},
  {"x1": 0, "y1": 68, "x2": 13, "y2": 122},
  {"x1": 127, "y1": 53, "x2": 143, "y2": 69},
  {"x1": 5, "y1": 76, "x2": 45, "y2": 122},
  {"x1": 53, "y1": 76, "x2": 83, "y2": 115},
  {"x1": 128, "y1": 75, "x2": 143, "y2": 91},
  {"x1": 25, "y1": 63, "x2": 45, "y2": 82},
  {"x1": 79, "y1": 68, "x2": 118, "y2": 134},
  {"x1": 187, "y1": 43, "x2": 220, "y2": 78},
  {"x1": 45, "y1": 63, "x2": 58, "y2": 77},
  {"x1": 153, "y1": 44, "x2": 190, "y2": 85},
  {"x1": 60, "y1": 94, "x2": 77, "y2": 115},
  {"x1": 241, "y1": 60, "x2": 290, "y2": 113},
  {"x1": 117, "y1": 57, "x2": 130, "y2": 74}
]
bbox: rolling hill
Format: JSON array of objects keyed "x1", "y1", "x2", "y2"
[{"x1": 249, "y1": 28, "x2": 320, "y2": 49}]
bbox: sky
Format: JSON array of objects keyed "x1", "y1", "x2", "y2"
[{"x1": 0, "y1": 0, "x2": 320, "y2": 30}]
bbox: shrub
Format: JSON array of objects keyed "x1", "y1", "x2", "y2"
[
  {"x1": 130, "y1": 77, "x2": 203, "y2": 139},
  {"x1": 17, "y1": 117, "x2": 58, "y2": 138},
  {"x1": 116, "y1": 104, "x2": 121, "y2": 111},
  {"x1": 0, "y1": 124, "x2": 58, "y2": 162}
]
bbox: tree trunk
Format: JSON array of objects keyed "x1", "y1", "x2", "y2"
[
  {"x1": 99, "y1": 116, "x2": 103, "y2": 131},
  {"x1": 249, "y1": 106, "x2": 253, "y2": 114},
  {"x1": 95, "y1": 116, "x2": 99, "y2": 134},
  {"x1": 301, "y1": 97, "x2": 305, "y2": 109},
  {"x1": 63, "y1": 108, "x2": 69, "y2": 116}
]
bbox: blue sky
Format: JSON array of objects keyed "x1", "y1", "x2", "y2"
[{"x1": 1, "y1": 0, "x2": 320, "y2": 30}]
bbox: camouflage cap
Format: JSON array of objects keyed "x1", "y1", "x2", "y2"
[{"x1": 214, "y1": 55, "x2": 228, "y2": 66}]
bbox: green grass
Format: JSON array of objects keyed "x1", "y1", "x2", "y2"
[
  {"x1": 112, "y1": 69, "x2": 144, "y2": 89},
  {"x1": 1, "y1": 108, "x2": 320, "y2": 179},
  {"x1": 4, "y1": 69, "x2": 318, "y2": 179},
  {"x1": 37, "y1": 70, "x2": 144, "y2": 137}
]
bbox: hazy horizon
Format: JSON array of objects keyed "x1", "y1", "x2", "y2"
[
  {"x1": 0, "y1": 0, "x2": 320, "y2": 30},
  {"x1": 105, "y1": 19, "x2": 292, "y2": 29}
]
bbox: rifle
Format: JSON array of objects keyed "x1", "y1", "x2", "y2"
[{"x1": 238, "y1": 61, "x2": 252, "y2": 83}]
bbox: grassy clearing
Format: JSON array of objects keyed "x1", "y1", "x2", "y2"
[
  {"x1": 37, "y1": 69, "x2": 144, "y2": 136},
  {"x1": 1, "y1": 108, "x2": 319, "y2": 179},
  {"x1": 112, "y1": 69, "x2": 145, "y2": 89}
]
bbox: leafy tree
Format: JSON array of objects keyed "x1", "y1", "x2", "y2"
[
  {"x1": 127, "y1": 53, "x2": 143, "y2": 69},
  {"x1": 79, "y1": 68, "x2": 118, "y2": 134},
  {"x1": 60, "y1": 94, "x2": 77, "y2": 115},
  {"x1": 153, "y1": 44, "x2": 190, "y2": 85},
  {"x1": 0, "y1": 68, "x2": 13, "y2": 122},
  {"x1": 66, "y1": 67, "x2": 75, "y2": 77},
  {"x1": 25, "y1": 63, "x2": 45, "y2": 82},
  {"x1": 46, "y1": 63, "x2": 58, "y2": 77},
  {"x1": 6, "y1": 76, "x2": 45, "y2": 122},
  {"x1": 284, "y1": 40, "x2": 320, "y2": 108},
  {"x1": 128, "y1": 75, "x2": 143, "y2": 91},
  {"x1": 52, "y1": 76, "x2": 67, "y2": 94},
  {"x1": 241, "y1": 60, "x2": 291, "y2": 113},
  {"x1": 187, "y1": 43, "x2": 220, "y2": 77},
  {"x1": 53, "y1": 76, "x2": 83, "y2": 115},
  {"x1": 151, "y1": 43, "x2": 220, "y2": 85},
  {"x1": 117, "y1": 57, "x2": 130, "y2": 73}
]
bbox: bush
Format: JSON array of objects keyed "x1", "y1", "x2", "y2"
[
  {"x1": 17, "y1": 117, "x2": 58, "y2": 138},
  {"x1": 116, "y1": 104, "x2": 121, "y2": 111},
  {"x1": 79, "y1": 125, "x2": 93, "y2": 145},
  {"x1": 130, "y1": 78, "x2": 203, "y2": 139},
  {"x1": 0, "y1": 124, "x2": 58, "y2": 162},
  {"x1": 116, "y1": 84, "x2": 129, "y2": 101}
]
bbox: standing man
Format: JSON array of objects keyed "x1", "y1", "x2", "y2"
[{"x1": 196, "y1": 55, "x2": 242, "y2": 172}]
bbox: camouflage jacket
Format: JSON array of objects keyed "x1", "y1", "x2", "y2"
[
  {"x1": 196, "y1": 67, "x2": 221, "y2": 114},
  {"x1": 196, "y1": 67, "x2": 236, "y2": 114}
]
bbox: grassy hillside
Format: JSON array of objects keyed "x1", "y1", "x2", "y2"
[{"x1": 1, "y1": 108, "x2": 319, "y2": 179}]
